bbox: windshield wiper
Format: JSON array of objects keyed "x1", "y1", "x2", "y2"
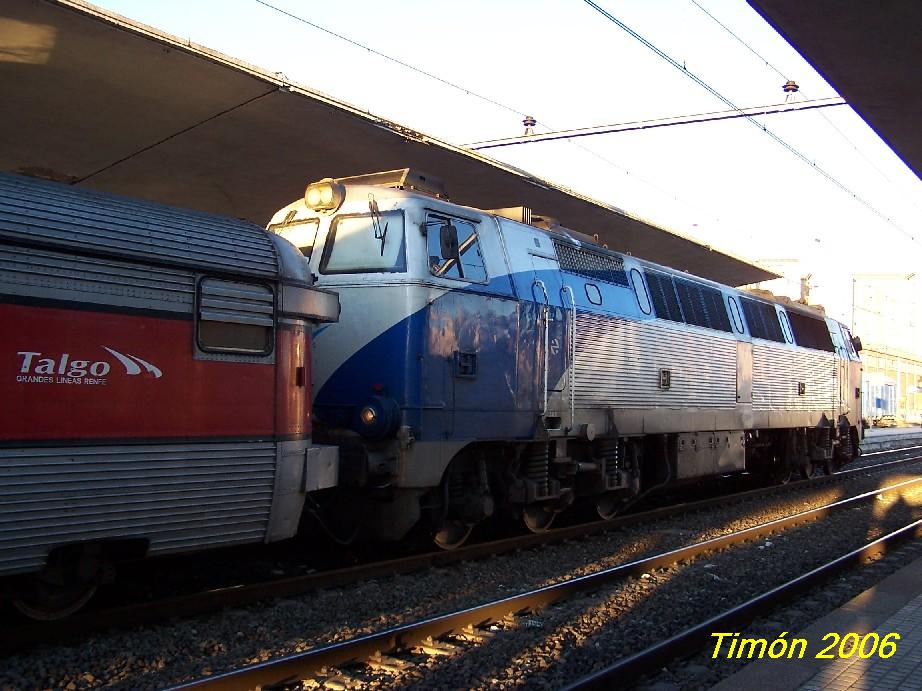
[{"x1": 369, "y1": 194, "x2": 388, "y2": 256}]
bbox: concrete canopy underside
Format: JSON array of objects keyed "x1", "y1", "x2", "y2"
[
  {"x1": 750, "y1": 0, "x2": 922, "y2": 181},
  {"x1": 0, "y1": 0, "x2": 776, "y2": 286}
]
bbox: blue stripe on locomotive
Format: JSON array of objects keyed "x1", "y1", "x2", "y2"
[{"x1": 313, "y1": 264, "x2": 649, "y2": 443}]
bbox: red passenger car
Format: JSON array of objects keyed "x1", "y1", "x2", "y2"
[{"x1": 0, "y1": 172, "x2": 338, "y2": 618}]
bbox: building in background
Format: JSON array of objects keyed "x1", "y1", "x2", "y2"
[
  {"x1": 852, "y1": 274, "x2": 922, "y2": 424},
  {"x1": 860, "y1": 348, "x2": 922, "y2": 423}
]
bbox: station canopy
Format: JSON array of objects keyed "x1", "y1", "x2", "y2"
[
  {"x1": 750, "y1": 0, "x2": 922, "y2": 181},
  {"x1": 0, "y1": 0, "x2": 780, "y2": 286}
]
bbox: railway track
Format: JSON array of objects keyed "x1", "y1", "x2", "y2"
[
  {"x1": 172, "y1": 474, "x2": 922, "y2": 690},
  {"x1": 2, "y1": 448, "x2": 920, "y2": 654},
  {"x1": 564, "y1": 519, "x2": 922, "y2": 690}
]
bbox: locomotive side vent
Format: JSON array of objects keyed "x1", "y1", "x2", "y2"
[
  {"x1": 647, "y1": 271, "x2": 732, "y2": 332},
  {"x1": 740, "y1": 297, "x2": 786, "y2": 343},
  {"x1": 555, "y1": 242, "x2": 629, "y2": 287}
]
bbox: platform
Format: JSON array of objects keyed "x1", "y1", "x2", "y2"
[
  {"x1": 861, "y1": 427, "x2": 922, "y2": 453},
  {"x1": 711, "y1": 554, "x2": 922, "y2": 690}
]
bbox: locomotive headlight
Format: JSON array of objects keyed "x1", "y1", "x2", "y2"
[
  {"x1": 355, "y1": 396, "x2": 400, "y2": 440},
  {"x1": 360, "y1": 406, "x2": 377, "y2": 426},
  {"x1": 304, "y1": 179, "x2": 345, "y2": 212}
]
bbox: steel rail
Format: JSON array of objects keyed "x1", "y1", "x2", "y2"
[
  {"x1": 2, "y1": 450, "x2": 920, "y2": 653},
  {"x1": 563, "y1": 518, "x2": 922, "y2": 690},
  {"x1": 171, "y1": 476, "x2": 922, "y2": 690}
]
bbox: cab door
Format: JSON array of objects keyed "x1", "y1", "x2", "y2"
[
  {"x1": 503, "y1": 223, "x2": 568, "y2": 417},
  {"x1": 423, "y1": 212, "x2": 519, "y2": 439}
]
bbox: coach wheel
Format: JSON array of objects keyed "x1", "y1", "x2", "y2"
[
  {"x1": 799, "y1": 461, "x2": 816, "y2": 480},
  {"x1": 523, "y1": 504, "x2": 556, "y2": 533},
  {"x1": 12, "y1": 578, "x2": 97, "y2": 621},
  {"x1": 596, "y1": 494, "x2": 624, "y2": 520},
  {"x1": 433, "y1": 519, "x2": 473, "y2": 550}
]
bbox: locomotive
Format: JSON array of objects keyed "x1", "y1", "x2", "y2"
[
  {"x1": 0, "y1": 172, "x2": 339, "y2": 618},
  {"x1": 269, "y1": 169, "x2": 863, "y2": 549}
]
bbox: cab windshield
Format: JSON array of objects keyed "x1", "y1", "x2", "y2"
[{"x1": 319, "y1": 212, "x2": 406, "y2": 274}]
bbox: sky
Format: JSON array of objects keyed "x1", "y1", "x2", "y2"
[{"x1": 89, "y1": 0, "x2": 922, "y2": 336}]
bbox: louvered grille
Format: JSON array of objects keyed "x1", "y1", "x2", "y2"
[
  {"x1": 646, "y1": 271, "x2": 683, "y2": 323},
  {"x1": 675, "y1": 278, "x2": 732, "y2": 332},
  {"x1": 740, "y1": 297, "x2": 785, "y2": 342}
]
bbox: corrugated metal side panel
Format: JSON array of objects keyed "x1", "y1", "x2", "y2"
[
  {"x1": 752, "y1": 343, "x2": 836, "y2": 411},
  {"x1": 573, "y1": 313, "x2": 737, "y2": 409},
  {"x1": 0, "y1": 443, "x2": 276, "y2": 575},
  {"x1": 0, "y1": 244, "x2": 195, "y2": 313},
  {"x1": 0, "y1": 172, "x2": 278, "y2": 278}
]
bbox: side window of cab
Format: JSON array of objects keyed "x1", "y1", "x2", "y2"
[{"x1": 426, "y1": 214, "x2": 488, "y2": 283}]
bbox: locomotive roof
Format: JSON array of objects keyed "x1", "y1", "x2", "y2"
[
  {"x1": 0, "y1": 0, "x2": 775, "y2": 288},
  {"x1": 0, "y1": 172, "x2": 279, "y2": 278}
]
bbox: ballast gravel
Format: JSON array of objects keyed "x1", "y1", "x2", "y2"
[{"x1": 1, "y1": 458, "x2": 922, "y2": 690}]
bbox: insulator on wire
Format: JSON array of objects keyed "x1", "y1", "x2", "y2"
[
  {"x1": 783, "y1": 80, "x2": 799, "y2": 102},
  {"x1": 523, "y1": 115, "x2": 537, "y2": 136}
]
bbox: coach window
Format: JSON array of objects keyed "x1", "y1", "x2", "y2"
[
  {"x1": 268, "y1": 215, "x2": 319, "y2": 258},
  {"x1": 426, "y1": 215, "x2": 488, "y2": 282},
  {"x1": 198, "y1": 278, "x2": 274, "y2": 354},
  {"x1": 320, "y1": 211, "x2": 406, "y2": 274}
]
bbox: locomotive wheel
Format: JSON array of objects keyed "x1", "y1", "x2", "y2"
[
  {"x1": 768, "y1": 459, "x2": 793, "y2": 485},
  {"x1": 799, "y1": 462, "x2": 816, "y2": 480},
  {"x1": 433, "y1": 519, "x2": 473, "y2": 550},
  {"x1": 596, "y1": 494, "x2": 624, "y2": 520},
  {"x1": 12, "y1": 579, "x2": 97, "y2": 621},
  {"x1": 523, "y1": 505, "x2": 556, "y2": 533}
]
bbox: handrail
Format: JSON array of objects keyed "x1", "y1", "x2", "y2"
[
  {"x1": 561, "y1": 284, "x2": 577, "y2": 426},
  {"x1": 533, "y1": 278, "x2": 550, "y2": 417}
]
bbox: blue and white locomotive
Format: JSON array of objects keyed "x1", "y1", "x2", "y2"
[{"x1": 270, "y1": 169, "x2": 863, "y2": 548}]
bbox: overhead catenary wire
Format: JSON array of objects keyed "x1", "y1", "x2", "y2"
[
  {"x1": 582, "y1": 0, "x2": 916, "y2": 245},
  {"x1": 249, "y1": 0, "x2": 728, "y2": 230},
  {"x1": 689, "y1": 0, "x2": 789, "y2": 82},
  {"x1": 688, "y1": 0, "x2": 906, "y2": 191},
  {"x1": 253, "y1": 0, "x2": 529, "y2": 120}
]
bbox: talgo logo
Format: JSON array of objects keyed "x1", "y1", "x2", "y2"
[{"x1": 15, "y1": 347, "x2": 162, "y2": 386}]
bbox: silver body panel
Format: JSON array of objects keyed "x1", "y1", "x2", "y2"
[
  {"x1": 572, "y1": 313, "x2": 738, "y2": 410},
  {"x1": 0, "y1": 442, "x2": 276, "y2": 576},
  {"x1": 752, "y1": 343, "x2": 836, "y2": 412}
]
